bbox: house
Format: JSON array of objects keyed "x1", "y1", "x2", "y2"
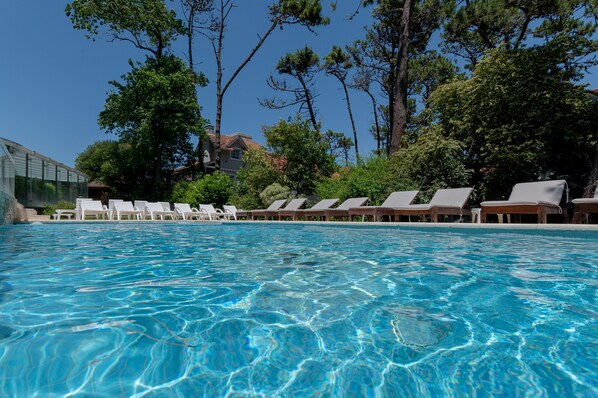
[
  {"x1": 202, "y1": 127, "x2": 262, "y2": 176},
  {"x1": 174, "y1": 126, "x2": 262, "y2": 180}
]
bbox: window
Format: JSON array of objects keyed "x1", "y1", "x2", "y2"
[{"x1": 231, "y1": 149, "x2": 242, "y2": 160}]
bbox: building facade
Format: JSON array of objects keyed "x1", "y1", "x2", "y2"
[{"x1": 0, "y1": 138, "x2": 88, "y2": 210}]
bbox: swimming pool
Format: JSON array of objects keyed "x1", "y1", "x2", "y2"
[{"x1": 0, "y1": 222, "x2": 596, "y2": 397}]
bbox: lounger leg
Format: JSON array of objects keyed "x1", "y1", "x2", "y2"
[{"x1": 539, "y1": 209, "x2": 547, "y2": 224}]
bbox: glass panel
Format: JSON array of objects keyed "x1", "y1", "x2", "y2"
[
  {"x1": 44, "y1": 163, "x2": 56, "y2": 204},
  {"x1": 28, "y1": 156, "x2": 44, "y2": 208}
]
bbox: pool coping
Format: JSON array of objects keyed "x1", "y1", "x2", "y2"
[{"x1": 18, "y1": 218, "x2": 598, "y2": 234}]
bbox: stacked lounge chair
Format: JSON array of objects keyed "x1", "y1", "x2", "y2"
[
  {"x1": 392, "y1": 187, "x2": 473, "y2": 222},
  {"x1": 348, "y1": 190, "x2": 419, "y2": 222},
  {"x1": 480, "y1": 180, "x2": 566, "y2": 224}
]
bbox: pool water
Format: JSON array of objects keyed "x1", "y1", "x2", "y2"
[{"x1": 0, "y1": 223, "x2": 596, "y2": 397}]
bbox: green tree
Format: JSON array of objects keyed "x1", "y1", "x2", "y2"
[
  {"x1": 264, "y1": 116, "x2": 335, "y2": 195},
  {"x1": 353, "y1": 0, "x2": 453, "y2": 154},
  {"x1": 99, "y1": 55, "x2": 206, "y2": 197},
  {"x1": 316, "y1": 155, "x2": 415, "y2": 205},
  {"x1": 231, "y1": 147, "x2": 285, "y2": 209},
  {"x1": 324, "y1": 45, "x2": 360, "y2": 162},
  {"x1": 65, "y1": 0, "x2": 184, "y2": 60},
  {"x1": 442, "y1": 0, "x2": 597, "y2": 70},
  {"x1": 262, "y1": 47, "x2": 322, "y2": 130},
  {"x1": 75, "y1": 140, "x2": 143, "y2": 198},
  {"x1": 171, "y1": 171, "x2": 233, "y2": 208},
  {"x1": 429, "y1": 46, "x2": 598, "y2": 200},
  {"x1": 387, "y1": 126, "x2": 472, "y2": 201}
]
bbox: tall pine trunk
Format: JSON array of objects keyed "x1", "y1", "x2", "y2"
[{"x1": 389, "y1": 0, "x2": 413, "y2": 154}]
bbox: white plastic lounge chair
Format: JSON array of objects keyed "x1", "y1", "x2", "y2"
[
  {"x1": 292, "y1": 199, "x2": 340, "y2": 221},
  {"x1": 199, "y1": 204, "x2": 231, "y2": 220},
  {"x1": 392, "y1": 187, "x2": 473, "y2": 222},
  {"x1": 223, "y1": 205, "x2": 238, "y2": 220},
  {"x1": 75, "y1": 198, "x2": 93, "y2": 220},
  {"x1": 244, "y1": 199, "x2": 288, "y2": 220},
  {"x1": 134, "y1": 200, "x2": 150, "y2": 219},
  {"x1": 174, "y1": 203, "x2": 206, "y2": 220},
  {"x1": 146, "y1": 202, "x2": 175, "y2": 220},
  {"x1": 480, "y1": 180, "x2": 566, "y2": 224},
  {"x1": 347, "y1": 190, "x2": 419, "y2": 221},
  {"x1": 114, "y1": 201, "x2": 143, "y2": 220},
  {"x1": 159, "y1": 202, "x2": 171, "y2": 211},
  {"x1": 572, "y1": 183, "x2": 598, "y2": 223},
  {"x1": 80, "y1": 200, "x2": 109, "y2": 220},
  {"x1": 108, "y1": 199, "x2": 124, "y2": 220},
  {"x1": 267, "y1": 198, "x2": 307, "y2": 220}
]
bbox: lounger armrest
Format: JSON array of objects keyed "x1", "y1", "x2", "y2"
[{"x1": 192, "y1": 207, "x2": 200, "y2": 213}]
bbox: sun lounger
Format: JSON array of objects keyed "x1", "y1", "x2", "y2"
[
  {"x1": 571, "y1": 183, "x2": 597, "y2": 224},
  {"x1": 75, "y1": 198, "x2": 93, "y2": 220},
  {"x1": 174, "y1": 203, "x2": 206, "y2": 220},
  {"x1": 480, "y1": 180, "x2": 566, "y2": 224},
  {"x1": 302, "y1": 198, "x2": 369, "y2": 221},
  {"x1": 108, "y1": 199, "x2": 124, "y2": 220},
  {"x1": 146, "y1": 202, "x2": 175, "y2": 220},
  {"x1": 199, "y1": 204, "x2": 232, "y2": 220},
  {"x1": 80, "y1": 200, "x2": 109, "y2": 220},
  {"x1": 243, "y1": 199, "x2": 288, "y2": 220},
  {"x1": 223, "y1": 205, "x2": 238, "y2": 220},
  {"x1": 392, "y1": 187, "x2": 473, "y2": 222},
  {"x1": 267, "y1": 198, "x2": 307, "y2": 220},
  {"x1": 114, "y1": 201, "x2": 143, "y2": 220},
  {"x1": 134, "y1": 200, "x2": 150, "y2": 219},
  {"x1": 347, "y1": 190, "x2": 419, "y2": 221},
  {"x1": 290, "y1": 198, "x2": 340, "y2": 221},
  {"x1": 159, "y1": 202, "x2": 171, "y2": 212}
]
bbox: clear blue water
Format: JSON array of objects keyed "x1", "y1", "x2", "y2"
[{"x1": 0, "y1": 223, "x2": 596, "y2": 397}]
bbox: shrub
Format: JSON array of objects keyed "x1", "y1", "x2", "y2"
[
  {"x1": 42, "y1": 200, "x2": 75, "y2": 216},
  {"x1": 259, "y1": 183, "x2": 291, "y2": 206},
  {"x1": 170, "y1": 172, "x2": 234, "y2": 208},
  {"x1": 316, "y1": 156, "x2": 414, "y2": 205}
]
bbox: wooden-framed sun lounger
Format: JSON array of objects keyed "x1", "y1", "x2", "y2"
[
  {"x1": 392, "y1": 188, "x2": 473, "y2": 222},
  {"x1": 347, "y1": 190, "x2": 419, "y2": 221},
  {"x1": 480, "y1": 180, "x2": 566, "y2": 224},
  {"x1": 246, "y1": 199, "x2": 288, "y2": 220},
  {"x1": 266, "y1": 198, "x2": 307, "y2": 220}
]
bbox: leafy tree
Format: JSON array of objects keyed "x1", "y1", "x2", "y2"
[
  {"x1": 76, "y1": 140, "x2": 144, "y2": 198},
  {"x1": 442, "y1": 0, "x2": 597, "y2": 71},
  {"x1": 316, "y1": 155, "x2": 415, "y2": 205},
  {"x1": 171, "y1": 171, "x2": 233, "y2": 208},
  {"x1": 324, "y1": 130, "x2": 354, "y2": 166},
  {"x1": 387, "y1": 126, "x2": 472, "y2": 202},
  {"x1": 99, "y1": 55, "x2": 206, "y2": 197},
  {"x1": 429, "y1": 46, "x2": 598, "y2": 200},
  {"x1": 324, "y1": 45, "x2": 360, "y2": 162},
  {"x1": 263, "y1": 116, "x2": 335, "y2": 195},
  {"x1": 65, "y1": 0, "x2": 184, "y2": 60},
  {"x1": 231, "y1": 147, "x2": 285, "y2": 209},
  {"x1": 262, "y1": 47, "x2": 322, "y2": 130},
  {"x1": 195, "y1": 0, "x2": 329, "y2": 170}
]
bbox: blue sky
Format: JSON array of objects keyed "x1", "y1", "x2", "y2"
[{"x1": 1, "y1": 1, "x2": 596, "y2": 168}]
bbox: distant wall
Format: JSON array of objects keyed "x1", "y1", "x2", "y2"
[{"x1": 0, "y1": 140, "x2": 16, "y2": 224}]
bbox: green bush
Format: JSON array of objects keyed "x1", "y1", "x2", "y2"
[
  {"x1": 170, "y1": 172, "x2": 234, "y2": 208},
  {"x1": 259, "y1": 183, "x2": 291, "y2": 206},
  {"x1": 43, "y1": 200, "x2": 75, "y2": 216},
  {"x1": 316, "y1": 156, "x2": 414, "y2": 205}
]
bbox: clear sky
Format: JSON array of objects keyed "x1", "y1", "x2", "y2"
[{"x1": 1, "y1": 2, "x2": 596, "y2": 168}]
